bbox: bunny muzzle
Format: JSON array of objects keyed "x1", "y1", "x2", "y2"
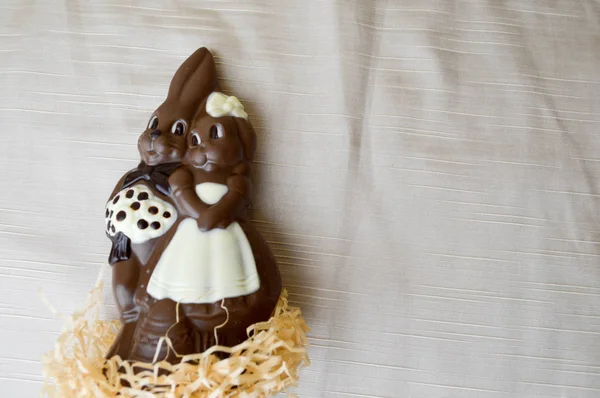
[
  {"x1": 186, "y1": 146, "x2": 210, "y2": 169},
  {"x1": 137, "y1": 128, "x2": 186, "y2": 166}
]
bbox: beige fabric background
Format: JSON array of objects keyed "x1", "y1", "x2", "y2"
[{"x1": 2, "y1": 1, "x2": 600, "y2": 397}]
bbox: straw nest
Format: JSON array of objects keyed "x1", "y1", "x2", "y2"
[{"x1": 42, "y1": 281, "x2": 310, "y2": 398}]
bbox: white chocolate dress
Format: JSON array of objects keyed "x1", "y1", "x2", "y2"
[{"x1": 146, "y1": 182, "x2": 260, "y2": 304}]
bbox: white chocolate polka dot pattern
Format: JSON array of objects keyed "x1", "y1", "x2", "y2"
[{"x1": 104, "y1": 184, "x2": 177, "y2": 244}]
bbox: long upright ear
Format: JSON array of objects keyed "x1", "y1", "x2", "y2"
[
  {"x1": 235, "y1": 117, "x2": 257, "y2": 161},
  {"x1": 167, "y1": 48, "x2": 219, "y2": 104}
]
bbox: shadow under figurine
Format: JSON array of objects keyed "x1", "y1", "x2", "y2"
[{"x1": 104, "y1": 48, "x2": 282, "y2": 365}]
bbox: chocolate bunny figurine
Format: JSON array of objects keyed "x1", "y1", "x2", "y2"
[
  {"x1": 106, "y1": 48, "x2": 282, "y2": 365},
  {"x1": 156, "y1": 89, "x2": 283, "y2": 353},
  {"x1": 104, "y1": 48, "x2": 218, "y2": 361}
]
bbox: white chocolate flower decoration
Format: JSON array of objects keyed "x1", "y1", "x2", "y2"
[{"x1": 206, "y1": 92, "x2": 248, "y2": 120}]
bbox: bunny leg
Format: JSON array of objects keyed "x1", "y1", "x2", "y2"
[{"x1": 128, "y1": 299, "x2": 195, "y2": 364}]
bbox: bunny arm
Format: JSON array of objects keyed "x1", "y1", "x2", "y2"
[
  {"x1": 169, "y1": 167, "x2": 209, "y2": 218},
  {"x1": 198, "y1": 173, "x2": 252, "y2": 231},
  {"x1": 112, "y1": 254, "x2": 141, "y2": 323},
  {"x1": 106, "y1": 255, "x2": 140, "y2": 360},
  {"x1": 104, "y1": 173, "x2": 141, "y2": 360}
]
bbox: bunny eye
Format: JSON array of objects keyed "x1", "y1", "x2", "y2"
[
  {"x1": 171, "y1": 120, "x2": 187, "y2": 136},
  {"x1": 209, "y1": 124, "x2": 224, "y2": 139},
  {"x1": 148, "y1": 115, "x2": 159, "y2": 130},
  {"x1": 191, "y1": 132, "x2": 201, "y2": 147}
]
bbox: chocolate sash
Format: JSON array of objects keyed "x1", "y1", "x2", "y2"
[{"x1": 122, "y1": 161, "x2": 181, "y2": 196}]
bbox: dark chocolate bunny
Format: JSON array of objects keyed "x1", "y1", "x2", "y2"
[
  {"x1": 104, "y1": 48, "x2": 218, "y2": 361},
  {"x1": 107, "y1": 49, "x2": 281, "y2": 364}
]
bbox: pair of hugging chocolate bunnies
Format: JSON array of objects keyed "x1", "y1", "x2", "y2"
[{"x1": 104, "y1": 48, "x2": 281, "y2": 364}]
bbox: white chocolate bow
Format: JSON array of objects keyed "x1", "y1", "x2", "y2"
[{"x1": 206, "y1": 92, "x2": 248, "y2": 120}]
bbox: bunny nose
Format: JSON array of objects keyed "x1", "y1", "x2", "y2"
[{"x1": 150, "y1": 130, "x2": 161, "y2": 139}]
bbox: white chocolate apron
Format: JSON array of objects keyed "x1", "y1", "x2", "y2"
[{"x1": 147, "y1": 182, "x2": 259, "y2": 304}]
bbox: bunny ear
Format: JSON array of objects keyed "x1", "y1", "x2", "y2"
[
  {"x1": 167, "y1": 48, "x2": 218, "y2": 104},
  {"x1": 234, "y1": 117, "x2": 257, "y2": 161}
]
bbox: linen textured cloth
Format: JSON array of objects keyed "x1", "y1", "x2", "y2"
[{"x1": 1, "y1": 1, "x2": 600, "y2": 397}]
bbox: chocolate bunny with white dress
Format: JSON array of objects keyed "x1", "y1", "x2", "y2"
[
  {"x1": 104, "y1": 48, "x2": 218, "y2": 361},
  {"x1": 142, "y1": 52, "x2": 283, "y2": 356}
]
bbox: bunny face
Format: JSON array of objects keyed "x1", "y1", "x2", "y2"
[
  {"x1": 137, "y1": 47, "x2": 219, "y2": 166},
  {"x1": 137, "y1": 101, "x2": 196, "y2": 166},
  {"x1": 185, "y1": 114, "x2": 245, "y2": 170}
]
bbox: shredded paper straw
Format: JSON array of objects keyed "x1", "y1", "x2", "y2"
[{"x1": 42, "y1": 282, "x2": 310, "y2": 398}]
